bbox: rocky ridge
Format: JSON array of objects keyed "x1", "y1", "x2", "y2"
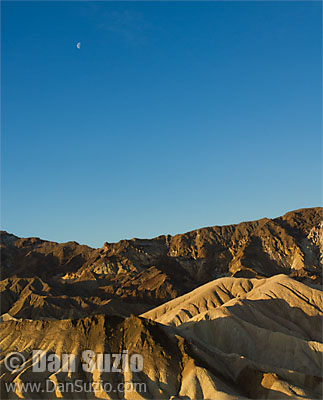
[{"x1": 1, "y1": 207, "x2": 322, "y2": 320}]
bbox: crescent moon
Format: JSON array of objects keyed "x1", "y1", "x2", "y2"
[{"x1": 76, "y1": 42, "x2": 81, "y2": 49}]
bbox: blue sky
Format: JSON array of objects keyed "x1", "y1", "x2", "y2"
[{"x1": 2, "y1": 1, "x2": 322, "y2": 247}]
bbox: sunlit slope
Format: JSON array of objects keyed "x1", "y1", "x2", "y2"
[
  {"x1": 142, "y1": 274, "x2": 322, "y2": 333},
  {"x1": 142, "y1": 274, "x2": 323, "y2": 399}
]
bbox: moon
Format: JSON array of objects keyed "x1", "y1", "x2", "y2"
[{"x1": 76, "y1": 42, "x2": 81, "y2": 49}]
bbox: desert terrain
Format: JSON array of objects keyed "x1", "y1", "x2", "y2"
[{"x1": 0, "y1": 207, "x2": 322, "y2": 399}]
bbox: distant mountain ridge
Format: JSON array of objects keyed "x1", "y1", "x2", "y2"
[{"x1": 1, "y1": 207, "x2": 322, "y2": 320}]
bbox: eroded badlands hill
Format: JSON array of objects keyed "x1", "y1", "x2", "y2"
[{"x1": 0, "y1": 275, "x2": 322, "y2": 399}]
